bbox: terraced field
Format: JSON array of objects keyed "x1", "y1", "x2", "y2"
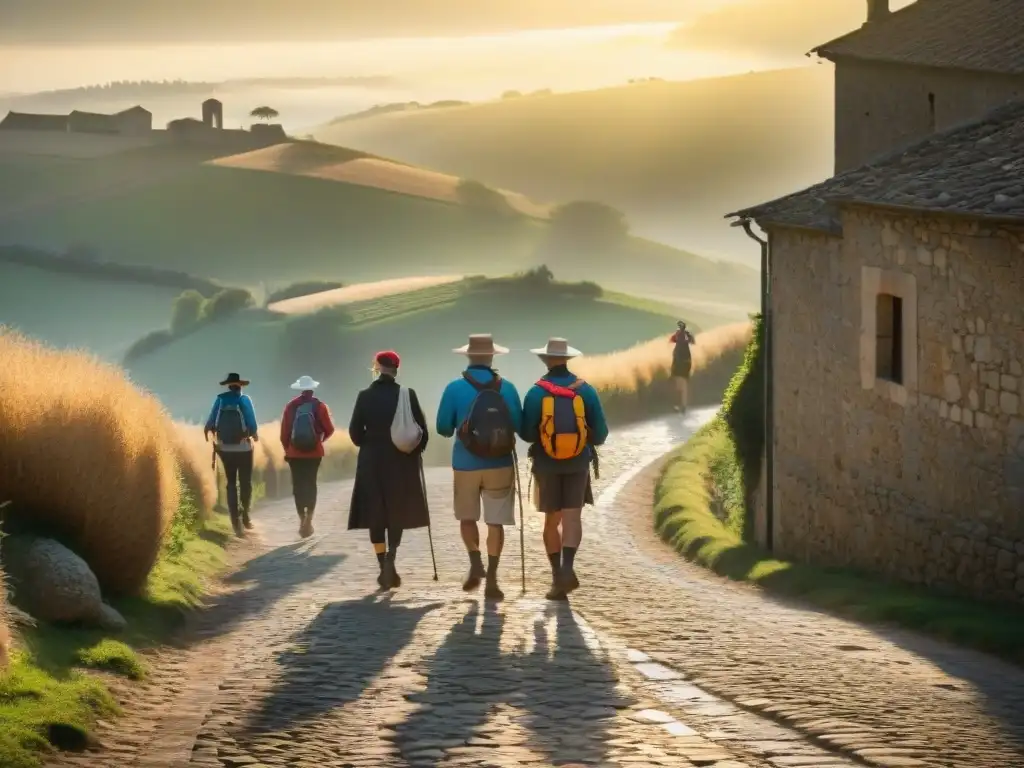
[{"x1": 345, "y1": 280, "x2": 468, "y2": 325}]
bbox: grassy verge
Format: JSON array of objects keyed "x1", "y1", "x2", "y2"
[
  {"x1": 655, "y1": 420, "x2": 1024, "y2": 664},
  {"x1": 0, "y1": 492, "x2": 232, "y2": 767}
]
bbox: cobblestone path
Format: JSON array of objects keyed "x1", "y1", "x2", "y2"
[{"x1": 49, "y1": 409, "x2": 1024, "y2": 767}]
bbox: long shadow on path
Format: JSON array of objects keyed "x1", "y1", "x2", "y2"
[
  {"x1": 518, "y1": 602, "x2": 620, "y2": 765},
  {"x1": 395, "y1": 599, "x2": 509, "y2": 763},
  {"x1": 248, "y1": 593, "x2": 443, "y2": 731}
]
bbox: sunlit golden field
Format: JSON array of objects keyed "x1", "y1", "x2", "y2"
[
  {"x1": 210, "y1": 143, "x2": 549, "y2": 217},
  {"x1": 268, "y1": 275, "x2": 466, "y2": 315},
  {"x1": 0, "y1": 329, "x2": 180, "y2": 596}
]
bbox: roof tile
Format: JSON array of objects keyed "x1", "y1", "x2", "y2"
[{"x1": 814, "y1": 0, "x2": 1024, "y2": 76}]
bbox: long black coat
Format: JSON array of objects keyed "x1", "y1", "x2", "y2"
[{"x1": 346, "y1": 376, "x2": 430, "y2": 531}]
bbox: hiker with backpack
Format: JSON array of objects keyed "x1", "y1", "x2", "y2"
[
  {"x1": 521, "y1": 338, "x2": 608, "y2": 600},
  {"x1": 204, "y1": 372, "x2": 260, "y2": 537},
  {"x1": 670, "y1": 320, "x2": 697, "y2": 412},
  {"x1": 280, "y1": 375, "x2": 336, "y2": 539},
  {"x1": 436, "y1": 334, "x2": 523, "y2": 601},
  {"x1": 347, "y1": 351, "x2": 431, "y2": 590}
]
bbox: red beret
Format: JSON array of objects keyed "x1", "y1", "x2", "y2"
[{"x1": 375, "y1": 350, "x2": 400, "y2": 369}]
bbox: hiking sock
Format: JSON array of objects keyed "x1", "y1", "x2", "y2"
[
  {"x1": 547, "y1": 551, "x2": 561, "y2": 578},
  {"x1": 469, "y1": 550, "x2": 484, "y2": 571},
  {"x1": 562, "y1": 546, "x2": 578, "y2": 571},
  {"x1": 376, "y1": 552, "x2": 387, "y2": 567},
  {"x1": 487, "y1": 554, "x2": 500, "y2": 579}
]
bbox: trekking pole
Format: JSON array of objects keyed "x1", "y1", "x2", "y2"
[
  {"x1": 419, "y1": 456, "x2": 439, "y2": 581},
  {"x1": 512, "y1": 447, "x2": 527, "y2": 594}
]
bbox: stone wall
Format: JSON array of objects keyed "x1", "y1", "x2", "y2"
[
  {"x1": 767, "y1": 208, "x2": 1024, "y2": 602},
  {"x1": 833, "y1": 59, "x2": 1024, "y2": 173}
]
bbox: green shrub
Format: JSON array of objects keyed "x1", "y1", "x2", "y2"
[
  {"x1": 266, "y1": 280, "x2": 345, "y2": 305},
  {"x1": 170, "y1": 290, "x2": 205, "y2": 335},
  {"x1": 123, "y1": 329, "x2": 174, "y2": 364},
  {"x1": 201, "y1": 288, "x2": 254, "y2": 321},
  {"x1": 720, "y1": 312, "x2": 764, "y2": 535},
  {"x1": 280, "y1": 307, "x2": 352, "y2": 373}
]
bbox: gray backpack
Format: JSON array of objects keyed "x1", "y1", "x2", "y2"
[{"x1": 290, "y1": 400, "x2": 319, "y2": 452}]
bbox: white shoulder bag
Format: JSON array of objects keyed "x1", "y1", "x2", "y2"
[{"x1": 391, "y1": 385, "x2": 423, "y2": 453}]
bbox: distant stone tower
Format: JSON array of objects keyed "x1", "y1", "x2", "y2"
[{"x1": 201, "y1": 98, "x2": 223, "y2": 129}]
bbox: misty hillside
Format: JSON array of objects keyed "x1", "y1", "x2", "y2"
[
  {"x1": 1, "y1": 0, "x2": 692, "y2": 43},
  {"x1": 669, "y1": 0, "x2": 918, "y2": 56},
  {"x1": 315, "y1": 66, "x2": 835, "y2": 260}
]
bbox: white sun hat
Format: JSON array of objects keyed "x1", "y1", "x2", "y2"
[
  {"x1": 290, "y1": 375, "x2": 320, "y2": 390},
  {"x1": 530, "y1": 337, "x2": 582, "y2": 359}
]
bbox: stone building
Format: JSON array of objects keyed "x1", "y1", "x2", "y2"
[
  {"x1": 813, "y1": 0, "x2": 1024, "y2": 172},
  {"x1": 0, "y1": 111, "x2": 69, "y2": 131},
  {"x1": 731, "y1": 100, "x2": 1024, "y2": 602},
  {"x1": 727, "y1": 1, "x2": 1024, "y2": 602}
]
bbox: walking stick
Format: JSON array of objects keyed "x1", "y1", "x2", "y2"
[
  {"x1": 419, "y1": 456, "x2": 439, "y2": 581},
  {"x1": 512, "y1": 447, "x2": 527, "y2": 594}
]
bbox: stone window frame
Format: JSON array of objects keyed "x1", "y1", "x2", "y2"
[{"x1": 859, "y1": 266, "x2": 918, "y2": 405}]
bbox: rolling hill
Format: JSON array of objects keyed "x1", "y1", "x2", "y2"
[
  {"x1": 0, "y1": 140, "x2": 758, "y2": 306},
  {"x1": 0, "y1": 261, "x2": 179, "y2": 359},
  {"x1": 126, "y1": 273, "x2": 736, "y2": 422},
  {"x1": 313, "y1": 66, "x2": 835, "y2": 260}
]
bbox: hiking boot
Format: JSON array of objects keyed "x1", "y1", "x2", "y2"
[
  {"x1": 299, "y1": 512, "x2": 314, "y2": 539},
  {"x1": 463, "y1": 560, "x2": 486, "y2": 591},
  {"x1": 484, "y1": 578, "x2": 504, "y2": 602},
  {"x1": 241, "y1": 510, "x2": 253, "y2": 530},
  {"x1": 558, "y1": 566, "x2": 580, "y2": 595},
  {"x1": 379, "y1": 559, "x2": 397, "y2": 590},
  {"x1": 231, "y1": 516, "x2": 245, "y2": 538},
  {"x1": 545, "y1": 582, "x2": 568, "y2": 601}
]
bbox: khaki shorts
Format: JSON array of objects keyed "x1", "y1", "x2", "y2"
[{"x1": 453, "y1": 467, "x2": 516, "y2": 526}]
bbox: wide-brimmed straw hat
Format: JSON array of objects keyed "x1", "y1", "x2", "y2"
[
  {"x1": 290, "y1": 375, "x2": 320, "y2": 390},
  {"x1": 220, "y1": 372, "x2": 250, "y2": 386},
  {"x1": 453, "y1": 333, "x2": 509, "y2": 356},
  {"x1": 530, "y1": 337, "x2": 582, "y2": 359}
]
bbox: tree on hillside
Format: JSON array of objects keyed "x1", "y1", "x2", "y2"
[
  {"x1": 456, "y1": 179, "x2": 517, "y2": 218},
  {"x1": 250, "y1": 105, "x2": 280, "y2": 122},
  {"x1": 171, "y1": 289, "x2": 205, "y2": 335},
  {"x1": 548, "y1": 200, "x2": 630, "y2": 248}
]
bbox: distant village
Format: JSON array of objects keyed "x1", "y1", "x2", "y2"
[{"x1": 0, "y1": 98, "x2": 286, "y2": 151}]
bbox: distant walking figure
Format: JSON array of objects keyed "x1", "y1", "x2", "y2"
[
  {"x1": 670, "y1": 320, "x2": 696, "y2": 412},
  {"x1": 280, "y1": 375, "x2": 336, "y2": 539},
  {"x1": 204, "y1": 372, "x2": 260, "y2": 537},
  {"x1": 521, "y1": 339, "x2": 608, "y2": 600},
  {"x1": 347, "y1": 351, "x2": 430, "y2": 590},
  {"x1": 436, "y1": 334, "x2": 523, "y2": 601}
]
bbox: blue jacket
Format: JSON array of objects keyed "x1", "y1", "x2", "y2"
[
  {"x1": 521, "y1": 366, "x2": 609, "y2": 474},
  {"x1": 205, "y1": 391, "x2": 259, "y2": 444},
  {"x1": 436, "y1": 366, "x2": 523, "y2": 471}
]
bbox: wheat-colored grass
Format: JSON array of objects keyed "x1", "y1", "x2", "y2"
[
  {"x1": 267, "y1": 275, "x2": 465, "y2": 315},
  {"x1": 0, "y1": 329, "x2": 180, "y2": 595},
  {"x1": 209, "y1": 142, "x2": 548, "y2": 217},
  {"x1": 171, "y1": 421, "x2": 219, "y2": 515}
]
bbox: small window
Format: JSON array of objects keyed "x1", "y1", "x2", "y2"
[
  {"x1": 928, "y1": 92, "x2": 936, "y2": 131},
  {"x1": 876, "y1": 293, "x2": 903, "y2": 384}
]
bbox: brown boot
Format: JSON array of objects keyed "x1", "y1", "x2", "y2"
[
  {"x1": 545, "y1": 581, "x2": 568, "y2": 601},
  {"x1": 463, "y1": 554, "x2": 485, "y2": 591},
  {"x1": 484, "y1": 578, "x2": 504, "y2": 602},
  {"x1": 558, "y1": 566, "x2": 580, "y2": 595},
  {"x1": 241, "y1": 509, "x2": 253, "y2": 530},
  {"x1": 231, "y1": 515, "x2": 245, "y2": 538}
]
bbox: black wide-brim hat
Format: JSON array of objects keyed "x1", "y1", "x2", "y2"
[{"x1": 219, "y1": 372, "x2": 250, "y2": 386}]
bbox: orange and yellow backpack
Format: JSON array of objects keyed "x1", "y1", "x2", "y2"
[{"x1": 536, "y1": 378, "x2": 589, "y2": 460}]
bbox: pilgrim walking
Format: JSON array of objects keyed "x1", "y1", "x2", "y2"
[
  {"x1": 347, "y1": 351, "x2": 431, "y2": 590},
  {"x1": 279, "y1": 375, "x2": 336, "y2": 539},
  {"x1": 521, "y1": 339, "x2": 609, "y2": 599},
  {"x1": 435, "y1": 334, "x2": 523, "y2": 601},
  {"x1": 204, "y1": 373, "x2": 260, "y2": 537}
]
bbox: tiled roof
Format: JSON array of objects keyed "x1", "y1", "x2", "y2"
[
  {"x1": 728, "y1": 99, "x2": 1024, "y2": 231},
  {"x1": 813, "y1": 0, "x2": 1024, "y2": 76}
]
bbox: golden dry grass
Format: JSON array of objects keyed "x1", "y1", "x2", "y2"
[
  {"x1": 170, "y1": 421, "x2": 219, "y2": 515},
  {"x1": 208, "y1": 142, "x2": 548, "y2": 217},
  {"x1": 0, "y1": 329, "x2": 180, "y2": 595},
  {"x1": 268, "y1": 275, "x2": 464, "y2": 315},
  {"x1": 576, "y1": 321, "x2": 753, "y2": 421}
]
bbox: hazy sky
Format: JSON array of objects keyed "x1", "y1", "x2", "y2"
[{"x1": 0, "y1": 0, "x2": 731, "y2": 44}]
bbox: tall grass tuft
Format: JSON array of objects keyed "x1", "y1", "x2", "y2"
[
  {"x1": 0, "y1": 562, "x2": 9, "y2": 669},
  {"x1": 170, "y1": 422, "x2": 219, "y2": 516},
  {"x1": 0, "y1": 329, "x2": 180, "y2": 595},
  {"x1": 574, "y1": 321, "x2": 753, "y2": 421}
]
